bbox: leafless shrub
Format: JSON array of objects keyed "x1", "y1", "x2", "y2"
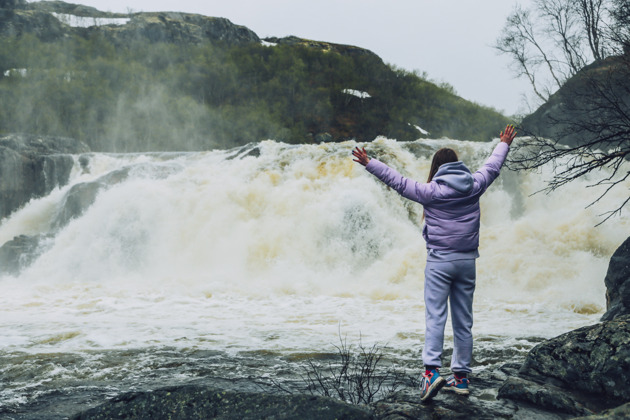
[{"x1": 268, "y1": 332, "x2": 413, "y2": 405}]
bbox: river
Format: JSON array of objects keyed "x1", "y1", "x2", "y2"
[{"x1": 0, "y1": 138, "x2": 627, "y2": 418}]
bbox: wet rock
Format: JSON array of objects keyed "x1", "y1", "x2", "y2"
[
  {"x1": 574, "y1": 402, "x2": 630, "y2": 419},
  {"x1": 520, "y1": 315, "x2": 630, "y2": 405},
  {"x1": 371, "y1": 378, "x2": 568, "y2": 420},
  {"x1": 314, "y1": 132, "x2": 333, "y2": 143},
  {"x1": 51, "y1": 167, "x2": 130, "y2": 229},
  {"x1": 0, "y1": 133, "x2": 89, "y2": 219},
  {"x1": 0, "y1": 234, "x2": 51, "y2": 275},
  {"x1": 521, "y1": 53, "x2": 630, "y2": 147},
  {"x1": 497, "y1": 376, "x2": 594, "y2": 416},
  {"x1": 0, "y1": 158, "x2": 129, "y2": 276},
  {"x1": 70, "y1": 385, "x2": 373, "y2": 420},
  {"x1": 601, "y1": 236, "x2": 630, "y2": 321},
  {"x1": 225, "y1": 143, "x2": 261, "y2": 160}
]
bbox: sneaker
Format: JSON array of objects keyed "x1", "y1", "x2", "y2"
[
  {"x1": 445, "y1": 375, "x2": 470, "y2": 395},
  {"x1": 420, "y1": 369, "x2": 446, "y2": 402}
]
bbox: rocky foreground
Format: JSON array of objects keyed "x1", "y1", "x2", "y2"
[{"x1": 69, "y1": 356, "x2": 629, "y2": 420}]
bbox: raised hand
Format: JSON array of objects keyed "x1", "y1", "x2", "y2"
[
  {"x1": 352, "y1": 146, "x2": 370, "y2": 166},
  {"x1": 500, "y1": 124, "x2": 517, "y2": 146}
]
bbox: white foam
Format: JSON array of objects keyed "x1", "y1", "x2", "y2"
[{"x1": 0, "y1": 139, "x2": 626, "y2": 354}]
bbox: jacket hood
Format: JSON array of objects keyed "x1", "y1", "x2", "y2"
[{"x1": 433, "y1": 161, "x2": 473, "y2": 194}]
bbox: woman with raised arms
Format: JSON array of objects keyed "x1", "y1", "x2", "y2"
[{"x1": 352, "y1": 125, "x2": 517, "y2": 401}]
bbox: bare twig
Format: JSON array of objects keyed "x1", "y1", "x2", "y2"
[{"x1": 269, "y1": 329, "x2": 411, "y2": 405}]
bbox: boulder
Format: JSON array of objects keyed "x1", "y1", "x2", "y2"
[
  {"x1": 70, "y1": 385, "x2": 373, "y2": 420},
  {"x1": 0, "y1": 8, "x2": 65, "y2": 40},
  {"x1": 0, "y1": 133, "x2": 89, "y2": 220},
  {"x1": 519, "y1": 315, "x2": 630, "y2": 405},
  {"x1": 521, "y1": 53, "x2": 630, "y2": 147},
  {"x1": 574, "y1": 402, "x2": 630, "y2": 419},
  {"x1": 601, "y1": 236, "x2": 630, "y2": 321},
  {"x1": 85, "y1": 13, "x2": 260, "y2": 47},
  {"x1": 51, "y1": 167, "x2": 130, "y2": 229},
  {"x1": 0, "y1": 234, "x2": 50, "y2": 275},
  {"x1": 314, "y1": 132, "x2": 333, "y2": 143},
  {"x1": 8, "y1": 2, "x2": 261, "y2": 46},
  {"x1": 497, "y1": 376, "x2": 593, "y2": 415},
  {"x1": 0, "y1": 0, "x2": 26, "y2": 9}
]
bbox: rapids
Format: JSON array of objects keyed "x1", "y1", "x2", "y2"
[{"x1": 0, "y1": 137, "x2": 628, "y2": 417}]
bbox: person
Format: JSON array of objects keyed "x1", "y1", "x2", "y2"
[{"x1": 352, "y1": 125, "x2": 517, "y2": 402}]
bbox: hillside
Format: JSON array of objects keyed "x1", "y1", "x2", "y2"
[
  {"x1": 0, "y1": 0, "x2": 509, "y2": 151},
  {"x1": 521, "y1": 51, "x2": 630, "y2": 147}
]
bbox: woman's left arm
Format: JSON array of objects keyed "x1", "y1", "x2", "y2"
[{"x1": 474, "y1": 124, "x2": 517, "y2": 190}]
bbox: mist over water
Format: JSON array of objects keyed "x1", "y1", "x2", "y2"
[{"x1": 1, "y1": 138, "x2": 628, "y2": 416}]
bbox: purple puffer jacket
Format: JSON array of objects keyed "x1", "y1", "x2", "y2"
[{"x1": 365, "y1": 142, "x2": 509, "y2": 252}]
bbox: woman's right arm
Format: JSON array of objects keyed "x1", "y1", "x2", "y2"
[{"x1": 361, "y1": 155, "x2": 432, "y2": 204}]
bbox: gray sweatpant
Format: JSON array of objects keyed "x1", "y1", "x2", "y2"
[{"x1": 422, "y1": 258, "x2": 476, "y2": 373}]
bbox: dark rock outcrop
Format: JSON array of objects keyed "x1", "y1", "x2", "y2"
[
  {"x1": 0, "y1": 7, "x2": 65, "y2": 41},
  {"x1": 0, "y1": 0, "x2": 26, "y2": 9},
  {"x1": 601, "y1": 237, "x2": 630, "y2": 321},
  {"x1": 22, "y1": 1, "x2": 117, "y2": 17},
  {"x1": 519, "y1": 315, "x2": 630, "y2": 405},
  {"x1": 112, "y1": 13, "x2": 260, "y2": 46},
  {"x1": 0, "y1": 233, "x2": 51, "y2": 275},
  {"x1": 2, "y1": 1, "x2": 260, "y2": 46},
  {"x1": 0, "y1": 133, "x2": 89, "y2": 220},
  {"x1": 574, "y1": 402, "x2": 630, "y2": 419},
  {"x1": 70, "y1": 385, "x2": 373, "y2": 420},
  {"x1": 498, "y1": 376, "x2": 594, "y2": 415},
  {"x1": 521, "y1": 53, "x2": 630, "y2": 147},
  {"x1": 265, "y1": 36, "x2": 380, "y2": 59},
  {"x1": 0, "y1": 165, "x2": 132, "y2": 276},
  {"x1": 51, "y1": 167, "x2": 129, "y2": 229},
  {"x1": 372, "y1": 387, "x2": 521, "y2": 420}
]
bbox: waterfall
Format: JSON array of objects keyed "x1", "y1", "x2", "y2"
[{"x1": 0, "y1": 138, "x2": 627, "y2": 354}]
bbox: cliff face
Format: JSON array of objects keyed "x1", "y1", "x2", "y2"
[
  {"x1": 265, "y1": 35, "x2": 381, "y2": 59},
  {"x1": 0, "y1": 1, "x2": 261, "y2": 45},
  {"x1": 521, "y1": 53, "x2": 630, "y2": 147},
  {"x1": 0, "y1": 133, "x2": 89, "y2": 219},
  {"x1": 0, "y1": 2, "x2": 386, "y2": 55}
]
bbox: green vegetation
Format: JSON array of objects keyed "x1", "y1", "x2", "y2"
[{"x1": 0, "y1": 33, "x2": 509, "y2": 151}]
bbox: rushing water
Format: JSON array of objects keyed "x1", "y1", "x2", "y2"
[{"x1": 1, "y1": 138, "x2": 628, "y2": 418}]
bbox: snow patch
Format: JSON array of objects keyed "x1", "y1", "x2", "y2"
[
  {"x1": 261, "y1": 40, "x2": 277, "y2": 47},
  {"x1": 410, "y1": 123, "x2": 429, "y2": 135},
  {"x1": 342, "y1": 89, "x2": 371, "y2": 99},
  {"x1": 3, "y1": 68, "x2": 27, "y2": 77},
  {"x1": 52, "y1": 13, "x2": 130, "y2": 28}
]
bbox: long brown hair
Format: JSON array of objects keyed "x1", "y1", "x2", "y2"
[
  {"x1": 427, "y1": 148, "x2": 458, "y2": 183},
  {"x1": 423, "y1": 148, "x2": 458, "y2": 220}
]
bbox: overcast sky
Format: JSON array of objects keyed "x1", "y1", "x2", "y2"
[{"x1": 40, "y1": 0, "x2": 536, "y2": 116}]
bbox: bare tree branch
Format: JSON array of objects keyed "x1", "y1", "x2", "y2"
[
  {"x1": 496, "y1": 0, "x2": 623, "y2": 107},
  {"x1": 511, "y1": 52, "x2": 630, "y2": 223}
]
